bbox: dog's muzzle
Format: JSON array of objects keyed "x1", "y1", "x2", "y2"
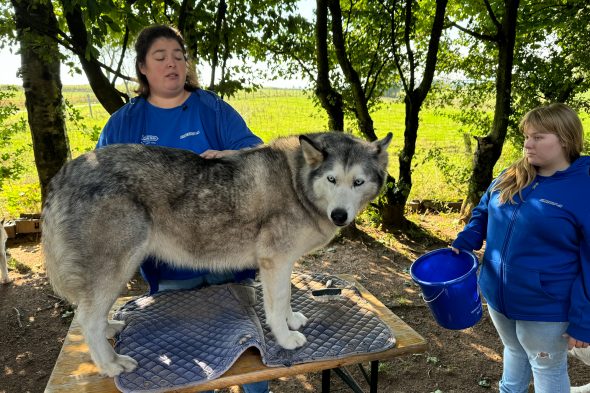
[{"x1": 330, "y1": 208, "x2": 349, "y2": 226}]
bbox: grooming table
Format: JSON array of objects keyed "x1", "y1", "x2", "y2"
[{"x1": 45, "y1": 274, "x2": 427, "y2": 393}]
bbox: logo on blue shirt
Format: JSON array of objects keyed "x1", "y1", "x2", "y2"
[
  {"x1": 141, "y1": 135, "x2": 159, "y2": 145},
  {"x1": 540, "y1": 199, "x2": 563, "y2": 208},
  {"x1": 180, "y1": 130, "x2": 201, "y2": 139}
]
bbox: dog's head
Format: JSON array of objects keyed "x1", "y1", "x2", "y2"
[{"x1": 299, "y1": 132, "x2": 392, "y2": 227}]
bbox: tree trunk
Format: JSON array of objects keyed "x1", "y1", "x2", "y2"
[
  {"x1": 315, "y1": 0, "x2": 344, "y2": 131},
  {"x1": 328, "y1": 0, "x2": 377, "y2": 141},
  {"x1": 208, "y1": 0, "x2": 227, "y2": 91},
  {"x1": 381, "y1": 0, "x2": 449, "y2": 229},
  {"x1": 62, "y1": 1, "x2": 126, "y2": 114},
  {"x1": 178, "y1": 0, "x2": 201, "y2": 85},
  {"x1": 380, "y1": 97, "x2": 420, "y2": 229},
  {"x1": 460, "y1": 135, "x2": 501, "y2": 218},
  {"x1": 379, "y1": 174, "x2": 407, "y2": 228},
  {"x1": 11, "y1": 0, "x2": 70, "y2": 204},
  {"x1": 460, "y1": 0, "x2": 519, "y2": 222}
]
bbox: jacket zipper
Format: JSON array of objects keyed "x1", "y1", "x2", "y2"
[{"x1": 497, "y1": 180, "x2": 539, "y2": 314}]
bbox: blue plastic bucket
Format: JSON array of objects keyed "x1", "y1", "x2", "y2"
[{"x1": 410, "y1": 248, "x2": 482, "y2": 330}]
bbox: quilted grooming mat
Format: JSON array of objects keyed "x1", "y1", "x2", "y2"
[{"x1": 113, "y1": 273, "x2": 396, "y2": 393}]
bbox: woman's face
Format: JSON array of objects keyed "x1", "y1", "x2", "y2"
[
  {"x1": 139, "y1": 37, "x2": 187, "y2": 98},
  {"x1": 523, "y1": 125, "x2": 570, "y2": 175}
]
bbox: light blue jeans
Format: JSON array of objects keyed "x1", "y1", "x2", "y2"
[
  {"x1": 488, "y1": 307, "x2": 570, "y2": 393},
  {"x1": 200, "y1": 380, "x2": 269, "y2": 393}
]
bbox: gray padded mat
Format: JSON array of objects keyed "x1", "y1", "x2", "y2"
[{"x1": 113, "y1": 273, "x2": 396, "y2": 393}]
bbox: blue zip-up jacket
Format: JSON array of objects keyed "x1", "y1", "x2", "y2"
[
  {"x1": 452, "y1": 156, "x2": 590, "y2": 343},
  {"x1": 97, "y1": 89, "x2": 263, "y2": 294}
]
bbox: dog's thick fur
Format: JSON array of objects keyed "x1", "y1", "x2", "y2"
[
  {"x1": 42, "y1": 132, "x2": 392, "y2": 376},
  {"x1": 0, "y1": 222, "x2": 10, "y2": 284},
  {"x1": 571, "y1": 347, "x2": 590, "y2": 393}
]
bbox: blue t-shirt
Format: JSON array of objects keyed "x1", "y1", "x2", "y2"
[
  {"x1": 142, "y1": 99, "x2": 210, "y2": 152},
  {"x1": 97, "y1": 89, "x2": 262, "y2": 294}
]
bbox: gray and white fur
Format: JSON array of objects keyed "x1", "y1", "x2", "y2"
[
  {"x1": 571, "y1": 347, "x2": 590, "y2": 393},
  {"x1": 42, "y1": 131, "x2": 392, "y2": 376}
]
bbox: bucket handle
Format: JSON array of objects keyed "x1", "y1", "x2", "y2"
[{"x1": 421, "y1": 288, "x2": 446, "y2": 303}]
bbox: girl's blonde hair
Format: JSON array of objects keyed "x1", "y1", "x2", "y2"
[{"x1": 493, "y1": 103, "x2": 584, "y2": 204}]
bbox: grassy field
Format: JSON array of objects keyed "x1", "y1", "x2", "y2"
[{"x1": 1, "y1": 85, "x2": 587, "y2": 219}]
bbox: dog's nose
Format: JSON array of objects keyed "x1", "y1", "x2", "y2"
[{"x1": 330, "y1": 209, "x2": 348, "y2": 226}]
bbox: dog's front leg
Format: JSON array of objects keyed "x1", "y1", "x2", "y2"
[
  {"x1": 259, "y1": 259, "x2": 307, "y2": 349},
  {"x1": 284, "y1": 283, "x2": 308, "y2": 330}
]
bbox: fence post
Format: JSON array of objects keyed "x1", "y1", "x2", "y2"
[{"x1": 87, "y1": 94, "x2": 93, "y2": 118}]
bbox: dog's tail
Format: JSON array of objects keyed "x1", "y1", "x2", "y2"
[
  {"x1": 572, "y1": 383, "x2": 590, "y2": 393},
  {"x1": 570, "y1": 347, "x2": 590, "y2": 366},
  {"x1": 42, "y1": 201, "x2": 86, "y2": 303},
  {"x1": 43, "y1": 232, "x2": 86, "y2": 302},
  {"x1": 569, "y1": 347, "x2": 590, "y2": 393}
]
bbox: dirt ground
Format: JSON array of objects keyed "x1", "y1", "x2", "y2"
[{"x1": 1, "y1": 213, "x2": 588, "y2": 393}]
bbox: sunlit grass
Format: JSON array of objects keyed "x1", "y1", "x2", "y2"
[{"x1": 1, "y1": 85, "x2": 588, "y2": 218}]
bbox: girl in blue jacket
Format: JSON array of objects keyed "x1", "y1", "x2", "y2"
[
  {"x1": 452, "y1": 103, "x2": 590, "y2": 393},
  {"x1": 97, "y1": 25, "x2": 268, "y2": 393}
]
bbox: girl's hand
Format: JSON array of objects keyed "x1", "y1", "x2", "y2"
[
  {"x1": 450, "y1": 247, "x2": 460, "y2": 255},
  {"x1": 564, "y1": 333, "x2": 590, "y2": 350}
]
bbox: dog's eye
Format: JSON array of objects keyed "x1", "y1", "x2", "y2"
[
  {"x1": 353, "y1": 179, "x2": 365, "y2": 187},
  {"x1": 327, "y1": 175, "x2": 336, "y2": 184}
]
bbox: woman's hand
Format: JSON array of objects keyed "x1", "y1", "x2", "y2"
[
  {"x1": 450, "y1": 247, "x2": 460, "y2": 254},
  {"x1": 564, "y1": 333, "x2": 590, "y2": 350},
  {"x1": 200, "y1": 149, "x2": 238, "y2": 159}
]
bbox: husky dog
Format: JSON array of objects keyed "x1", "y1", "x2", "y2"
[
  {"x1": 0, "y1": 222, "x2": 10, "y2": 284},
  {"x1": 42, "y1": 132, "x2": 392, "y2": 376},
  {"x1": 571, "y1": 347, "x2": 590, "y2": 393}
]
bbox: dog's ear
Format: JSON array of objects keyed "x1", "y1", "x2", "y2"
[
  {"x1": 373, "y1": 132, "x2": 392, "y2": 166},
  {"x1": 299, "y1": 135, "x2": 325, "y2": 167}
]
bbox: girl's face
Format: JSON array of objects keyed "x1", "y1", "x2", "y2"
[
  {"x1": 523, "y1": 126, "x2": 570, "y2": 176},
  {"x1": 139, "y1": 38, "x2": 187, "y2": 99}
]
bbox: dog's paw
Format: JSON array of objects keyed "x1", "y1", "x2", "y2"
[
  {"x1": 100, "y1": 355, "x2": 138, "y2": 377},
  {"x1": 279, "y1": 331, "x2": 307, "y2": 350},
  {"x1": 106, "y1": 320, "x2": 126, "y2": 339},
  {"x1": 0, "y1": 276, "x2": 12, "y2": 284},
  {"x1": 287, "y1": 312, "x2": 308, "y2": 330}
]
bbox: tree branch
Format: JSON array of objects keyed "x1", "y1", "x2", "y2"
[
  {"x1": 403, "y1": 0, "x2": 415, "y2": 92},
  {"x1": 111, "y1": 23, "x2": 130, "y2": 85},
  {"x1": 447, "y1": 20, "x2": 498, "y2": 42},
  {"x1": 483, "y1": 0, "x2": 501, "y2": 30},
  {"x1": 378, "y1": 0, "x2": 410, "y2": 93},
  {"x1": 416, "y1": 0, "x2": 449, "y2": 100},
  {"x1": 24, "y1": 17, "x2": 134, "y2": 83}
]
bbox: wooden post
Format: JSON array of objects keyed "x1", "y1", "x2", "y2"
[{"x1": 87, "y1": 94, "x2": 93, "y2": 118}]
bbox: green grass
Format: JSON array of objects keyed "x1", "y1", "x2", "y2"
[
  {"x1": 228, "y1": 89, "x2": 329, "y2": 140},
  {"x1": 1, "y1": 85, "x2": 589, "y2": 219}
]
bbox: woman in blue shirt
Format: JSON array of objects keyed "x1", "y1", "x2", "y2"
[
  {"x1": 98, "y1": 24, "x2": 269, "y2": 393},
  {"x1": 452, "y1": 103, "x2": 590, "y2": 393}
]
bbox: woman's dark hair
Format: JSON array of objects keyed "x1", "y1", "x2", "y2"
[{"x1": 134, "y1": 25, "x2": 199, "y2": 97}]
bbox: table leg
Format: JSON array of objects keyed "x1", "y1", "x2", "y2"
[
  {"x1": 322, "y1": 369, "x2": 331, "y2": 393},
  {"x1": 370, "y1": 360, "x2": 379, "y2": 393},
  {"x1": 334, "y1": 367, "x2": 365, "y2": 393}
]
